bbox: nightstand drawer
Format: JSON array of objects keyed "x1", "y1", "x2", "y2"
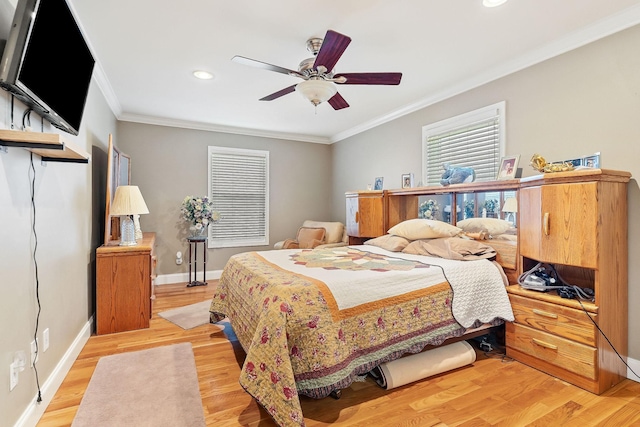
[
  {"x1": 506, "y1": 322, "x2": 596, "y2": 380},
  {"x1": 509, "y1": 294, "x2": 596, "y2": 346}
]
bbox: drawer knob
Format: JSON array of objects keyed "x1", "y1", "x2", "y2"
[
  {"x1": 532, "y1": 338, "x2": 558, "y2": 350},
  {"x1": 532, "y1": 309, "x2": 558, "y2": 319}
]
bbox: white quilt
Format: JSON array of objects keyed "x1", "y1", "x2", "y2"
[{"x1": 258, "y1": 245, "x2": 514, "y2": 328}]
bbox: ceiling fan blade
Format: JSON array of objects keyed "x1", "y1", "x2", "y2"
[
  {"x1": 259, "y1": 84, "x2": 297, "y2": 101},
  {"x1": 328, "y1": 92, "x2": 349, "y2": 110},
  {"x1": 334, "y1": 72, "x2": 402, "y2": 85},
  {"x1": 313, "y1": 30, "x2": 351, "y2": 72},
  {"x1": 232, "y1": 56, "x2": 304, "y2": 78}
]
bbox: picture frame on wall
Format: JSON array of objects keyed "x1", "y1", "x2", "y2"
[
  {"x1": 497, "y1": 155, "x2": 519, "y2": 180},
  {"x1": 374, "y1": 177, "x2": 384, "y2": 190},
  {"x1": 402, "y1": 173, "x2": 414, "y2": 189}
]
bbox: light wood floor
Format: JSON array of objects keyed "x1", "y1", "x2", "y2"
[{"x1": 38, "y1": 282, "x2": 640, "y2": 426}]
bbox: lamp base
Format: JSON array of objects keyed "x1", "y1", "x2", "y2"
[{"x1": 119, "y1": 216, "x2": 137, "y2": 246}]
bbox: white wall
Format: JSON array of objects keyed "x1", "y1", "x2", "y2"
[{"x1": 0, "y1": 81, "x2": 117, "y2": 425}]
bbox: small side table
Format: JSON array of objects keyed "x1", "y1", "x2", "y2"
[{"x1": 186, "y1": 236, "x2": 207, "y2": 287}]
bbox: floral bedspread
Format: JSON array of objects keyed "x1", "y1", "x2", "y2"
[{"x1": 210, "y1": 246, "x2": 509, "y2": 427}]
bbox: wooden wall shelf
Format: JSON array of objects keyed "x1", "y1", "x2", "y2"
[{"x1": 0, "y1": 129, "x2": 90, "y2": 163}]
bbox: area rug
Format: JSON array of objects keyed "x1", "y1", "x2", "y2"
[
  {"x1": 72, "y1": 343, "x2": 205, "y2": 427},
  {"x1": 158, "y1": 300, "x2": 211, "y2": 329}
]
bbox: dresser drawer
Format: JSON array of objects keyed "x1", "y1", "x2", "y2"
[
  {"x1": 509, "y1": 294, "x2": 596, "y2": 346},
  {"x1": 506, "y1": 322, "x2": 596, "y2": 380}
]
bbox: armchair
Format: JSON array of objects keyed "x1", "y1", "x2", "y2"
[{"x1": 274, "y1": 220, "x2": 348, "y2": 250}]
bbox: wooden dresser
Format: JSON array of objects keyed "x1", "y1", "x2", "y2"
[
  {"x1": 96, "y1": 232, "x2": 157, "y2": 335},
  {"x1": 506, "y1": 169, "x2": 630, "y2": 394}
]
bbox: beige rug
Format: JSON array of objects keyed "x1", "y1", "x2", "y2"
[
  {"x1": 158, "y1": 300, "x2": 211, "y2": 329},
  {"x1": 72, "y1": 343, "x2": 205, "y2": 427}
]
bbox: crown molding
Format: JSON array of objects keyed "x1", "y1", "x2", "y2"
[{"x1": 117, "y1": 113, "x2": 332, "y2": 144}]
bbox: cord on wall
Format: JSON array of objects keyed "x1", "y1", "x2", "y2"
[{"x1": 29, "y1": 152, "x2": 43, "y2": 403}]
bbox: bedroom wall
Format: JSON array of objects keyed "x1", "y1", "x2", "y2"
[
  {"x1": 116, "y1": 121, "x2": 333, "y2": 273},
  {"x1": 331, "y1": 23, "x2": 640, "y2": 375},
  {"x1": 0, "y1": 83, "x2": 116, "y2": 425}
]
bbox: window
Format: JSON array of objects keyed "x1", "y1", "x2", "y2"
[
  {"x1": 422, "y1": 102, "x2": 505, "y2": 186},
  {"x1": 208, "y1": 146, "x2": 269, "y2": 248}
]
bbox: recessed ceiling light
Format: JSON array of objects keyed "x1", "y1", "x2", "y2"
[
  {"x1": 483, "y1": 0, "x2": 508, "y2": 7},
  {"x1": 193, "y1": 70, "x2": 214, "y2": 80}
]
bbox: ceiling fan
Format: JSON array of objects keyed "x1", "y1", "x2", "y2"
[{"x1": 232, "y1": 30, "x2": 402, "y2": 110}]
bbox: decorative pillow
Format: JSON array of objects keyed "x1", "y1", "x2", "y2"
[
  {"x1": 456, "y1": 218, "x2": 511, "y2": 236},
  {"x1": 364, "y1": 234, "x2": 411, "y2": 252},
  {"x1": 303, "y1": 220, "x2": 344, "y2": 244},
  {"x1": 387, "y1": 219, "x2": 462, "y2": 240},
  {"x1": 296, "y1": 227, "x2": 326, "y2": 248}
]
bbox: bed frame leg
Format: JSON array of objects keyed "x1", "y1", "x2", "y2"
[{"x1": 330, "y1": 389, "x2": 342, "y2": 399}]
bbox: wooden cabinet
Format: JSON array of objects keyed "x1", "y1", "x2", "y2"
[
  {"x1": 506, "y1": 169, "x2": 630, "y2": 394},
  {"x1": 345, "y1": 191, "x2": 386, "y2": 244},
  {"x1": 96, "y1": 233, "x2": 156, "y2": 335}
]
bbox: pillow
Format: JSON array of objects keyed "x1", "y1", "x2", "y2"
[
  {"x1": 387, "y1": 219, "x2": 462, "y2": 240},
  {"x1": 457, "y1": 218, "x2": 511, "y2": 236},
  {"x1": 303, "y1": 220, "x2": 344, "y2": 244},
  {"x1": 364, "y1": 234, "x2": 411, "y2": 252},
  {"x1": 296, "y1": 227, "x2": 326, "y2": 248}
]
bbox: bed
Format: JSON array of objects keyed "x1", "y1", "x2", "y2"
[{"x1": 209, "y1": 234, "x2": 514, "y2": 427}]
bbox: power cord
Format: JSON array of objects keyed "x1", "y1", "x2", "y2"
[
  {"x1": 29, "y1": 152, "x2": 43, "y2": 403},
  {"x1": 575, "y1": 298, "x2": 640, "y2": 381}
]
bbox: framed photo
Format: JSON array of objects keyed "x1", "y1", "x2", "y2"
[
  {"x1": 583, "y1": 153, "x2": 600, "y2": 168},
  {"x1": 497, "y1": 155, "x2": 519, "y2": 180},
  {"x1": 374, "y1": 177, "x2": 384, "y2": 190},
  {"x1": 401, "y1": 173, "x2": 414, "y2": 189}
]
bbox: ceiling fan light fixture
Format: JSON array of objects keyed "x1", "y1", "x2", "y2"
[
  {"x1": 482, "y1": 0, "x2": 508, "y2": 7},
  {"x1": 295, "y1": 79, "x2": 337, "y2": 106}
]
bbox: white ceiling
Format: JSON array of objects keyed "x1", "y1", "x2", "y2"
[{"x1": 63, "y1": 1, "x2": 640, "y2": 143}]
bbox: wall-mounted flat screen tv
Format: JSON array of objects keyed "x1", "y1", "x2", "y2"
[{"x1": 0, "y1": 0, "x2": 95, "y2": 135}]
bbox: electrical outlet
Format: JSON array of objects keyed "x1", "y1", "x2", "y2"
[
  {"x1": 10, "y1": 362, "x2": 18, "y2": 391},
  {"x1": 43, "y1": 328, "x2": 50, "y2": 352},
  {"x1": 30, "y1": 339, "x2": 38, "y2": 367}
]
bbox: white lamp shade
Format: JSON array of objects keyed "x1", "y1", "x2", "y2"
[
  {"x1": 110, "y1": 185, "x2": 150, "y2": 216},
  {"x1": 295, "y1": 79, "x2": 337, "y2": 106},
  {"x1": 502, "y1": 197, "x2": 518, "y2": 213}
]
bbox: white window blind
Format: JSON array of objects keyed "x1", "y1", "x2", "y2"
[
  {"x1": 422, "y1": 102, "x2": 505, "y2": 186},
  {"x1": 208, "y1": 146, "x2": 269, "y2": 248}
]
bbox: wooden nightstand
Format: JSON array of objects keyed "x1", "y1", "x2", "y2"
[
  {"x1": 506, "y1": 170, "x2": 630, "y2": 394},
  {"x1": 96, "y1": 233, "x2": 157, "y2": 335}
]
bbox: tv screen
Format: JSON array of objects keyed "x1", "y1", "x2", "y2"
[{"x1": 0, "y1": 0, "x2": 95, "y2": 135}]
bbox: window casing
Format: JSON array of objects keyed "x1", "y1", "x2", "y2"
[
  {"x1": 422, "y1": 102, "x2": 505, "y2": 186},
  {"x1": 208, "y1": 146, "x2": 269, "y2": 248}
]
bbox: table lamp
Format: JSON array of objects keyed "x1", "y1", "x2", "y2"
[
  {"x1": 502, "y1": 197, "x2": 518, "y2": 225},
  {"x1": 110, "y1": 185, "x2": 150, "y2": 246}
]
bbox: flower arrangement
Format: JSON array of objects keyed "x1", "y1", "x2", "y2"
[
  {"x1": 181, "y1": 196, "x2": 220, "y2": 233},
  {"x1": 483, "y1": 199, "x2": 499, "y2": 217},
  {"x1": 419, "y1": 199, "x2": 440, "y2": 220},
  {"x1": 464, "y1": 199, "x2": 475, "y2": 219}
]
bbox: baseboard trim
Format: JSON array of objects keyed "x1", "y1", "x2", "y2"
[
  {"x1": 155, "y1": 270, "x2": 222, "y2": 285},
  {"x1": 627, "y1": 356, "x2": 640, "y2": 383},
  {"x1": 15, "y1": 316, "x2": 94, "y2": 427}
]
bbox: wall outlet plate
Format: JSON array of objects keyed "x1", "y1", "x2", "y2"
[
  {"x1": 30, "y1": 339, "x2": 38, "y2": 367},
  {"x1": 43, "y1": 328, "x2": 49, "y2": 352},
  {"x1": 10, "y1": 362, "x2": 18, "y2": 391}
]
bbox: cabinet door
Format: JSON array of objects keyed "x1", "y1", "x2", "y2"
[
  {"x1": 345, "y1": 193, "x2": 385, "y2": 238},
  {"x1": 346, "y1": 196, "x2": 359, "y2": 237},
  {"x1": 521, "y1": 183, "x2": 598, "y2": 268}
]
